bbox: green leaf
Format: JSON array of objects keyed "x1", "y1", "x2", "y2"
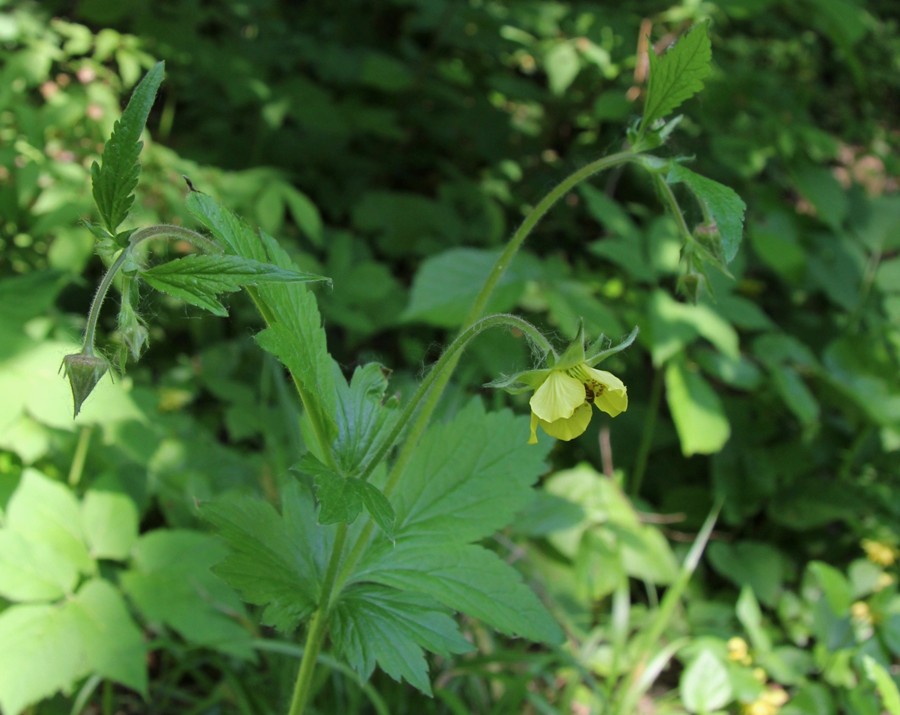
[
  {"x1": 642, "y1": 23, "x2": 712, "y2": 129},
  {"x1": 91, "y1": 61, "x2": 164, "y2": 234},
  {"x1": 331, "y1": 585, "x2": 472, "y2": 695},
  {"x1": 312, "y1": 467, "x2": 365, "y2": 525},
  {"x1": 0, "y1": 580, "x2": 146, "y2": 715},
  {"x1": 141, "y1": 254, "x2": 328, "y2": 317},
  {"x1": 545, "y1": 41, "x2": 580, "y2": 95},
  {"x1": 120, "y1": 530, "x2": 255, "y2": 660},
  {"x1": 390, "y1": 400, "x2": 552, "y2": 542},
  {"x1": 360, "y1": 540, "x2": 563, "y2": 645},
  {"x1": 333, "y1": 363, "x2": 401, "y2": 475},
  {"x1": 648, "y1": 290, "x2": 739, "y2": 367},
  {"x1": 708, "y1": 541, "x2": 784, "y2": 607},
  {"x1": 664, "y1": 356, "x2": 731, "y2": 456},
  {"x1": 863, "y1": 655, "x2": 900, "y2": 715},
  {"x1": 187, "y1": 192, "x2": 265, "y2": 260},
  {"x1": 667, "y1": 164, "x2": 746, "y2": 263},
  {"x1": 680, "y1": 650, "x2": 733, "y2": 713},
  {"x1": 81, "y1": 490, "x2": 138, "y2": 561},
  {"x1": 202, "y1": 481, "x2": 330, "y2": 632},
  {"x1": 402, "y1": 248, "x2": 538, "y2": 327},
  {"x1": 0, "y1": 530, "x2": 79, "y2": 602}
]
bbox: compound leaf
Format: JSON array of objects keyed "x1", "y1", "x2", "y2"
[{"x1": 91, "y1": 62, "x2": 164, "y2": 234}]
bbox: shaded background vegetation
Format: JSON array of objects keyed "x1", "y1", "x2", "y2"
[{"x1": 1, "y1": 0, "x2": 899, "y2": 712}]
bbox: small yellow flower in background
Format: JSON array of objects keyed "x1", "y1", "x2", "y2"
[
  {"x1": 727, "y1": 636, "x2": 752, "y2": 665},
  {"x1": 752, "y1": 667, "x2": 767, "y2": 683},
  {"x1": 742, "y1": 700, "x2": 776, "y2": 715},
  {"x1": 876, "y1": 573, "x2": 894, "y2": 591},
  {"x1": 763, "y1": 687, "x2": 789, "y2": 707},
  {"x1": 528, "y1": 364, "x2": 628, "y2": 444},
  {"x1": 850, "y1": 600, "x2": 873, "y2": 625},
  {"x1": 862, "y1": 539, "x2": 897, "y2": 567}
]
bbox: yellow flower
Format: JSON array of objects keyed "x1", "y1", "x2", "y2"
[
  {"x1": 862, "y1": 539, "x2": 897, "y2": 567},
  {"x1": 528, "y1": 364, "x2": 628, "y2": 444},
  {"x1": 727, "y1": 636, "x2": 751, "y2": 665},
  {"x1": 850, "y1": 601, "x2": 872, "y2": 625}
]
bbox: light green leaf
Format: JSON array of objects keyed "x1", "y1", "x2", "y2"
[
  {"x1": 6, "y1": 469, "x2": 93, "y2": 576},
  {"x1": 187, "y1": 192, "x2": 264, "y2": 260},
  {"x1": 202, "y1": 481, "x2": 331, "y2": 632},
  {"x1": 680, "y1": 649, "x2": 733, "y2": 713},
  {"x1": 91, "y1": 61, "x2": 164, "y2": 234},
  {"x1": 736, "y1": 586, "x2": 772, "y2": 652},
  {"x1": 391, "y1": 400, "x2": 552, "y2": 542},
  {"x1": 81, "y1": 490, "x2": 138, "y2": 561},
  {"x1": 282, "y1": 184, "x2": 324, "y2": 246},
  {"x1": 648, "y1": 290, "x2": 739, "y2": 367},
  {"x1": 402, "y1": 248, "x2": 538, "y2": 327},
  {"x1": 120, "y1": 530, "x2": 255, "y2": 660},
  {"x1": 643, "y1": 23, "x2": 712, "y2": 129},
  {"x1": 545, "y1": 41, "x2": 580, "y2": 95},
  {"x1": 0, "y1": 580, "x2": 146, "y2": 715},
  {"x1": 360, "y1": 540, "x2": 563, "y2": 645},
  {"x1": 806, "y1": 561, "x2": 853, "y2": 614},
  {"x1": 667, "y1": 163, "x2": 746, "y2": 263},
  {"x1": 665, "y1": 356, "x2": 730, "y2": 456},
  {"x1": 863, "y1": 655, "x2": 900, "y2": 715},
  {"x1": 331, "y1": 585, "x2": 472, "y2": 695},
  {"x1": 141, "y1": 254, "x2": 328, "y2": 317},
  {"x1": 0, "y1": 531, "x2": 78, "y2": 602}
]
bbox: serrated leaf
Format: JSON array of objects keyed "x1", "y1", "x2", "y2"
[
  {"x1": 120, "y1": 530, "x2": 255, "y2": 660},
  {"x1": 91, "y1": 61, "x2": 164, "y2": 234},
  {"x1": 643, "y1": 23, "x2": 711, "y2": 129},
  {"x1": 0, "y1": 580, "x2": 146, "y2": 715},
  {"x1": 359, "y1": 480, "x2": 395, "y2": 539},
  {"x1": 202, "y1": 481, "x2": 331, "y2": 632},
  {"x1": 141, "y1": 254, "x2": 328, "y2": 317},
  {"x1": 390, "y1": 400, "x2": 552, "y2": 542},
  {"x1": 332, "y1": 585, "x2": 472, "y2": 695},
  {"x1": 667, "y1": 164, "x2": 746, "y2": 263},
  {"x1": 333, "y1": 363, "x2": 400, "y2": 474},
  {"x1": 313, "y1": 468, "x2": 365, "y2": 525},
  {"x1": 359, "y1": 540, "x2": 563, "y2": 645},
  {"x1": 187, "y1": 192, "x2": 338, "y2": 440}
]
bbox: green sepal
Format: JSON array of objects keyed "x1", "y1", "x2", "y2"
[
  {"x1": 61, "y1": 352, "x2": 111, "y2": 417},
  {"x1": 585, "y1": 326, "x2": 640, "y2": 367}
]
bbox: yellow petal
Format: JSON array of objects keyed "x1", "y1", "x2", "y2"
[
  {"x1": 584, "y1": 367, "x2": 628, "y2": 417},
  {"x1": 539, "y1": 403, "x2": 593, "y2": 441},
  {"x1": 529, "y1": 370, "x2": 585, "y2": 422}
]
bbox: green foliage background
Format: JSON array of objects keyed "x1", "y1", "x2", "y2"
[{"x1": 1, "y1": 0, "x2": 899, "y2": 713}]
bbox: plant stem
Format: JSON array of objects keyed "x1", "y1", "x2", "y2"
[
  {"x1": 287, "y1": 524, "x2": 348, "y2": 715},
  {"x1": 67, "y1": 425, "x2": 93, "y2": 487},
  {"x1": 81, "y1": 224, "x2": 216, "y2": 354},
  {"x1": 629, "y1": 366, "x2": 663, "y2": 497}
]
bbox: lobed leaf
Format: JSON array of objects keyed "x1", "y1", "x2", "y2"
[
  {"x1": 642, "y1": 23, "x2": 711, "y2": 130},
  {"x1": 91, "y1": 61, "x2": 165, "y2": 234},
  {"x1": 140, "y1": 253, "x2": 328, "y2": 317}
]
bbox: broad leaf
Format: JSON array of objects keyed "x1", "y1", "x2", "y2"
[
  {"x1": 680, "y1": 650, "x2": 732, "y2": 713},
  {"x1": 91, "y1": 62, "x2": 164, "y2": 234},
  {"x1": 359, "y1": 539, "x2": 563, "y2": 645},
  {"x1": 0, "y1": 580, "x2": 146, "y2": 715},
  {"x1": 0, "y1": 531, "x2": 78, "y2": 602},
  {"x1": 665, "y1": 356, "x2": 730, "y2": 456},
  {"x1": 202, "y1": 481, "x2": 331, "y2": 632},
  {"x1": 331, "y1": 585, "x2": 472, "y2": 695},
  {"x1": 642, "y1": 23, "x2": 711, "y2": 130},
  {"x1": 81, "y1": 490, "x2": 138, "y2": 561},
  {"x1": 141, "y1": 254, "x2": 327, "y2": 317},
  {"x1": 390, "y1": 400, "x2": 552, "y2": 542},
  {"x1": 668, "y1": 164, "x2": 746, "y2": 263},
  {"x1": 120, "y1": 530, "x2": 255, "y2": 660}
]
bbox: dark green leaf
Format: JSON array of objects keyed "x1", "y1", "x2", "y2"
[
  {"x1": 642, "y1": 23, "x2": 712, "y2": 129},
  {"x1": 202, "y1": 481, "x2": 331, "y2": 632},
  {"x1": 331, "y1": 585, "x2": 472, "y2": 695},
  {"x1": 359, "y1": 540, "x2": 563, "y2": 645},
  {"x1": 140, "y1": 254, "x2": 327, "y2": 317},
  {"x1": 91, "y1": 62, "x2": 164, "y2": 234},
  {"x1": 668, "y1": 164, "x2": 746, "y2": 263},
  {"x1": 390, "y1": 400, "x2": 552, "y2": 542},
  {"x1": 333, "y1": 363, "x2": 400, "y2": 474}
]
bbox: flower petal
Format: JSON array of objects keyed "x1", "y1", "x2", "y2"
[
  {"x1": 584, "y1": 367, "x2": 628, "y2": 417},
  {"x1": 529, "y1": 370, "x2": 585, "y2": 422},
  {"x1": 539, "y1": 403, "x2": 593, "y2": 441}
]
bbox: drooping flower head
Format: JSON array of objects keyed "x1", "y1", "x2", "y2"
[{"x1": 490, "y1": 325, "x2": 636, "y2": 444}]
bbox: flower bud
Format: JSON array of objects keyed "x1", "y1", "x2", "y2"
[{"x1": 61, "y1": 352, "x2": 109, "y2": 417}]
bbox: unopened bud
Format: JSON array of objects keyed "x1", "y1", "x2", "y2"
[{"x1": 61, "y1": 352, "x2": 109, "y2": 417}]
